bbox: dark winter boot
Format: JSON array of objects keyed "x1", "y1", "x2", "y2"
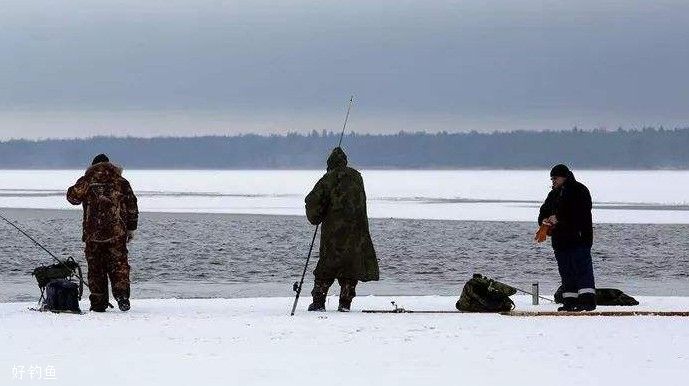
[
  {"x1": 338, "y1": 298, "x2": 352, "y2": 312},
  {"x1": 90, "y1": 304, "x2": 107, "y2": 312},
  {"x1": 337, "y1": 278, "x2": 357, "y2": 312},
  {"x1": 308, "y1": 279, "x2": 331, "y2": 311},
  {"x1": 116, "y1": 297, "x2": 131, "y2": 312},
  {"x1": 557, "y1": 297, "x2": 578, "y2": 312},
  {"x1": 576, "y1": 293, "x2": 597, "y2": 311},
  {"x1": 307, "y1": 297, "x2": 326, "y2": 311},
  {"x1": 307, "y1": 284, "x2": 327, "y2": 311}
]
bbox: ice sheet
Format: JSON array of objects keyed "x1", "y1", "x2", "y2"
[{"x1": 1, "y1": 170, "x2": 688, "y2": 223}]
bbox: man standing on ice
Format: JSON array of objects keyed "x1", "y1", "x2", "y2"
[
  {"x1": 67, "y1": 154, "x2": 138, "y2": 312},
  {"x1": 305, "y1": 147, "x2": 379, "y2": 312},
  {"x1": 538, "y1": 164, "x2": 596, "y2": 311}
]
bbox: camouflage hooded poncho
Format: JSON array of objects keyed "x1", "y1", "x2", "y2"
[
  {"x1": 67, "y1": 162, "x2": 139, "y2": 243},
  {"x1": 305, "y1": 147, "x2": 379, "y2": 282}
]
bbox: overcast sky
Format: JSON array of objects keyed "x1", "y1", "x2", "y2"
[{"x1": 1, "y1": 0, "x2": 688, "y2": 139}]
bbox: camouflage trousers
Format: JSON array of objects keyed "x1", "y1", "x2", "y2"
[
  {"x1": 311, "y1": 276, "x2": 358, "y2": 304},
  {"x1": 85, "y1": 240, "x2": 130, "y2": 309}
]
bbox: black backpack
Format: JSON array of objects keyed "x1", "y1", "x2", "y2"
[
  {"x1": 32, "y1": 261, "x2": 83, "y2": 313},
  {"x1": 44, "y1": 279, "x2": 81, "y2": 313},
  {"x1": 554, "y1": 286, "x2": 639, "y2": 306}
]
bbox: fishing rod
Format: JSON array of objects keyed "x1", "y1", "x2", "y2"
[
  {"x1": 338, "y1": 96, "x2": 354, "y2": 147},
  {"x1": 510, "y1": 284, "x2": 554, "y2": 303},
  {"x1": 290, "y1": 225, "x2": 319, "y2": 316},
  {"x1": 0, "y1": 211, "x2": 88, "y2": 288},
  {"x1": 291, "y1": 95, "x2": 354, "y2": 316}
]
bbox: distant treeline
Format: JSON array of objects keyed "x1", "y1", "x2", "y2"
[{"x1": 2, "y1": 128, "x2": 689, "y2": 169}]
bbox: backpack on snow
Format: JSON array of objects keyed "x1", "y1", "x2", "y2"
[
  {"x1": 554, "y1": 286, "x2": 639, "y2": 306},
  {"x1": 32, "y1": 260, "x2": 83, "y2": 313},
  {"x1": 44, "y1": 279, "x2": 81, "y2": 313},
  {"x1": 456, "y1": 274, "x2": 517, "y2": 312}
]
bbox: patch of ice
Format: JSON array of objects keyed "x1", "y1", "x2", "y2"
[{"x1": 2, "y1": 170, "x2": 689, "y2": 223}]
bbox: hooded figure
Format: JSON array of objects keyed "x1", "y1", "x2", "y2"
[
  {"x1": 538, "y1": 164, "x2": 596, "y2": 311},
  {"x1": 304, "y1": 147, "x2": 379, "y2": 311},
  {"x1": 67, "y1": 154, "x2": 138, "y2": 312}
]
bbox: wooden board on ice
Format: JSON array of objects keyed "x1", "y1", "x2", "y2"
[{"x1": 504, "y1": 310, "x2": 689, "y2": 317}]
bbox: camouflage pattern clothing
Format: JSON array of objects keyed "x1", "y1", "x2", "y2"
[
  {"x1": 305, "y1": 147, "x2": 379, "y2": 308},
  {"x1": 84, "y1": 239, "x2": 131, "y2": 307},
  {"x1": 67, "y1": 162, "x2": 138, "y2": 310},
  {"x1": 456, "y1": 274, "x2": 516, "y2": 313}
]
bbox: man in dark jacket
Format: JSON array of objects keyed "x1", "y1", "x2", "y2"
[
  {"x1": 67, "y1": 154, "x2": 138, "y2": 312},
  {"x1": 305, "y1": 147, "x2": 379, "y2": 312},
  {"x1": 538, "y1": 164, "x2": 596, "y2": 311}
]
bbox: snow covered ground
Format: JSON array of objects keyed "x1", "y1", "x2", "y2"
[
  {"x1": 2, "y1": 295, "x2": 688, "y2": 386},
  {"x1": 2, "y1": 169, "x2": 689, "y2": 223}
]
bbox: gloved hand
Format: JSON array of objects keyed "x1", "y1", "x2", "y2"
[
  {"x1": 542, "y1": 215, "x2": 558, "y2": 226},
  {"x1": 534, "y1": 224, "x2": 551, "y2": 243},
  {"x1": 127, "y1": 230, "x2": 136, "y2": 243}
]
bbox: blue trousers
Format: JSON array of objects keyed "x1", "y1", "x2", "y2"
[{"x1": 554, "y1": 245, "x2": 596, "y2": 299}]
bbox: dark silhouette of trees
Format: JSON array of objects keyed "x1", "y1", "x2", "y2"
[{"x1": 1, "y1": 127, "x2": 688, "y2": 169}]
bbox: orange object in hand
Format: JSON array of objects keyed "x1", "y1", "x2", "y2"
[{"x1": 534, "y1": 224, "x2": 551, "y2": 243}]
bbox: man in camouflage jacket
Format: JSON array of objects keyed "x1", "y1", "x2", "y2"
[
  {"x1": 305, "y1": 147, "x2": 379, "y2": 312},
  {"x1": 67, "y1": 154, "x2": 138, "y2": 312}
]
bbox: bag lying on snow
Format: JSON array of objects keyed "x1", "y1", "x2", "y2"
[
  {"x1": 554, "y1": 286, "x2": 639, "y2": 306},
  {"x1": 456, "y1": 274, "x2": 517, "y2": 312},
  {"x1": 32, "y1": 260, "x2": 83, "y2": 313},
  {"x1": 43, "y1": 279, "x2": 81, "y2": 313}
]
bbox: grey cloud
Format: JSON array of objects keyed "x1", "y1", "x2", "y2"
[{"x1": 0, "y1": 0, "x2": 688, "y2": 138}]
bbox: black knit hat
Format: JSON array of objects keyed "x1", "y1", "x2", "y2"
[
  {"x1": 550, "y1": 164, "x2": 570, "y2": 178},
  {"x1": 91, "y1": 154, "x2": 110, "y2": 165}
]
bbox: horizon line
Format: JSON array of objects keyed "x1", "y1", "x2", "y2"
[{"x1": 3, "y1": 126, "x2": 689, "y2": 142}]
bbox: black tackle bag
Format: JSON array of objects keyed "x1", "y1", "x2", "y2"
[
  {"x1": 44, "y1": 279, "x2": 81, "y2": 313},
  {"x1": 554, "y1": 286, "x2": 639, "y2": 306}
]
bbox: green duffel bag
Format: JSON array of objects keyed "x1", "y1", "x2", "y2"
[{"x1": 456, "y1": 274, "x2": 516, "y2": 312}]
